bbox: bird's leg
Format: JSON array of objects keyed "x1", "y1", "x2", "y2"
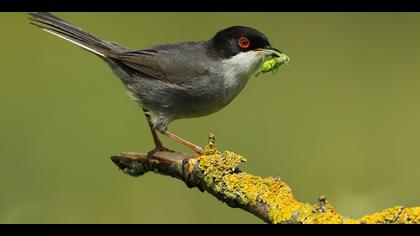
[
  {"x1": 142, "y1": 109, "x2": 173, "y2": 157},
  {"x1": 160, "y1": 130, "x2": 204, "y2": 155}
]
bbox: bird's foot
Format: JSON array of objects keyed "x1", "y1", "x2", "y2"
[
  {"x1": 187, "y1": 152, "x2": 203, "y2": 159},
  {"x1": 193, "y1": 147, "x2": 204, "y2": 156},
  {"x1": 147, "y1": 146, "x2": 175, "y2": 158}
]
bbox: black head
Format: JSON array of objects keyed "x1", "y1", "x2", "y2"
[{"x1": 208, "y1": 26, "x2": 275, "y2": 59}]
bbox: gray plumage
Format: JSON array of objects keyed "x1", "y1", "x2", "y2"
[
  {"x1": 28, "y1": 13, "x2": 283, "y2": 154},
  {"x1": 29, "y1": 12, "x2": 264, "y2": 132}
]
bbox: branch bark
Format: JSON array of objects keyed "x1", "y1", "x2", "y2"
[{"x1": 111, "y1": 135, "x2": 420, "y2": 224}]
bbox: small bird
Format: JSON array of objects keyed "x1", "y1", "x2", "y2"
[{"x1": 28, "y1": 12, "x2": 287, "y2": 156}]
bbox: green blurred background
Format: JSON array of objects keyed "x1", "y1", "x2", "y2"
[{"x1": 1, "y1": 13, "x2": 420, "y2": 223}]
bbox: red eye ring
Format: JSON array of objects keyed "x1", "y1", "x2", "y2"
[{"x1": 238, "y1": 36, "x2": 250, "y2": 49}]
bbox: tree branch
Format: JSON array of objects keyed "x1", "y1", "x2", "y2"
[{"x1": 110, "y1": 134, "x2": 420, "y2": 224}]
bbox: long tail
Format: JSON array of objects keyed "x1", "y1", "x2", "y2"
[{"x1": 28, "y1": 12, "x2": 122, "y2": 57}]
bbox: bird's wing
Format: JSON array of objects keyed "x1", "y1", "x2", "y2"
[
  {"x1": 107, "y1": 42, "x2": 211, "y2": 85},
  {"x1": 106, "y1": 49, "x2": 168, "y2": 81}
]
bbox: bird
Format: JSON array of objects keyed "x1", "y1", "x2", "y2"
[{"x1": 28, "y1": 12, "x2": 287, "y2": 156}]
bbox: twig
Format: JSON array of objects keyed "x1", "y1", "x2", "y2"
[{"x1": 111, "y1": 134, "x2": 420, "y2": 224}]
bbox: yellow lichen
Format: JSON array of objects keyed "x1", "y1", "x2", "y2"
[
  {"x1": 196, "y1": 143, "x2": 419, "y2": 224},
  {"x1": 397, "y1": 207, "x2": 420, "y2": 224},
  {"x1": 302, "y1": 204, "x2": 344, "y2": 224},
  {"x1": 359, "y1": 206, "x2": 402, "y2": 224},
  {"x1": 343, "y1": 218, "x2": 362, "y2": 224},
  {"x1": 198, "y1": 150, "x2": 245, "y2": 188},
  {"x1": 198, "y1": 145, "x2": 310, "y2": 223},
  {"x1": 359, "y1": 206, "x2": 420, "y2": 224}
]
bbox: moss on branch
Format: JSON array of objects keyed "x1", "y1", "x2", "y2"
[{"x1": 111, "y1": 135, "x2": 420, "y2": 224}]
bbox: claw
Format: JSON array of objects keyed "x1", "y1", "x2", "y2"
[{"x1": 147, "y1": 146, "x2": 175, "y2": 158}]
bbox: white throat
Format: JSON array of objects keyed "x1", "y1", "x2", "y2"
[{"x1": 221, "y1": 50, "x2": 263, "y2": 94}]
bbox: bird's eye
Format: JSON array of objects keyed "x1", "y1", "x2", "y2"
[{"x1": 238, "y1": 37, "x2": 250, "y2": 49}]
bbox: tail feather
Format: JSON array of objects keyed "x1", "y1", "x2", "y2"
[{"x1": 28, "y1": 12, "x2": 120, "y2": 57}]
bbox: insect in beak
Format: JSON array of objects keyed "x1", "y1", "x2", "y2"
[{"x1": 255, "y1": 47, "x2": 290, "y2": 77}]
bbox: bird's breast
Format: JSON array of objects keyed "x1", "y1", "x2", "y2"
[{"x1": 181, "y1": 51, "x2": 263, "y2": 117}]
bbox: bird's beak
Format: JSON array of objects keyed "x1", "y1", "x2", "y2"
[
  {"x1": 258, "y1": 46, "x2": 284, "y2": 57},
  {"x1": 266, "y1": 46, "x2": 282, "y2": 54},
  {"x1": 257, "y1": 46, "x2": 289, "y2": 63}
]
